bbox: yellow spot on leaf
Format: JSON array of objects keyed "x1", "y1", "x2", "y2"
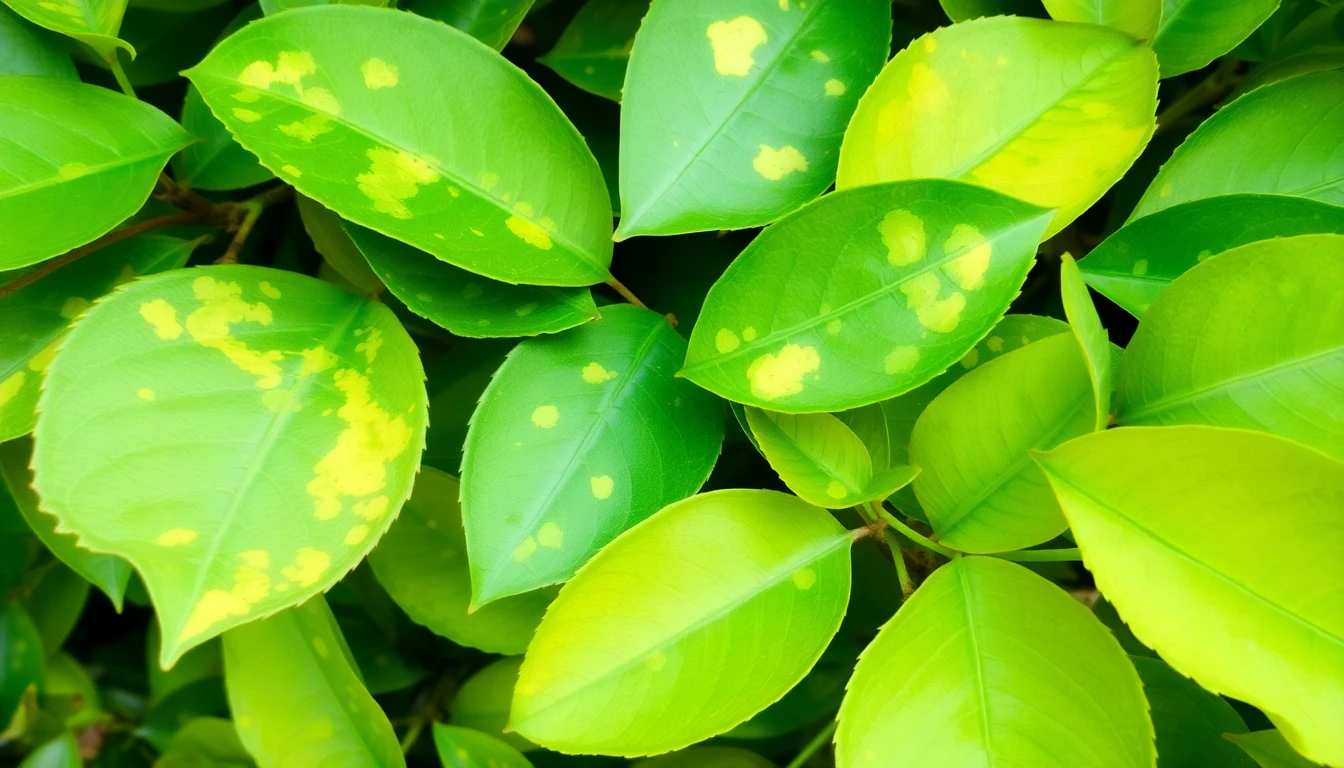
[
  {"x1": 281, "y1": 548, "x2": 330, "y2": 587},
  {"x1": 300, "y1": 346, "x2": 337, "y2": 376},
  {"x1": 356, "y1": 327, "x2": 383, "y2": 363},
  {"x1": 361, "y1": 57, "x2": 399, "y2": 89},
  {"x1": 824, "y1": 79, "x2": 846, "y2": 96},
  {"x1": 60, "y1": 297, "x2": 91, "y2": 319},
  {"x1": 900, "y1": 273, "x2": 965, "y2": 333},
  {"x1": 591, "y1": 475, "x2": 614, "y2": 500},
  {"x1": 825, "y1": 481, "x2": 846, "y2": 500},
  {"x1": 300, "y1": 87, "x2": 340, "y2": 115},
  {"x1": 186, "y1": 277, "x2": 282, "y2": 389},
  {"x1": 259, "y1": 281, "x2": 281, "y2": 299},
  {"x1": 233, "y1": 90, "x2": 261, "y2": 103},
  {"x1": 538, "y1": 522, "x2": 564, "y2": 548},
  {"x1": 747, "y1": 344, "x2": 820, "y2": 401},
  {"x1": 281, "y1": 165, "x2": 302, "y2": 177},
  {"x1": 138, "y1": 388, "x2": 156, "y2": 401},
  {"x1": 27, "y1": 339, "x2": 59, "y2": 373},
  {"x1": 793, "y1": 567, "x2": 817, "y2": 589},
  {"x1": 307, "y1": 369, "x2": 412, "y2": 520},
  {"x1": 753, "y1": 144, "x2": 808, "y2": 181},
  {"x1": 582, "y1": 362, "x2": 617, "y2": 384},
  {"x1": 960, "y1": 348, "x2": 979, "y2": 368},
  {"x1": 879, "y1": 210, "x2": 925, "y2": 266},
  {"x1": 706, "y1": 16, "x2": 767, "y2": 76},
  {"x1": 742, "y1": 327, "x2": 758, "y2": 342},
  {"x1": 353, "y1": 496, "x2": 389, "y2": 521},
  {"x1": 58, "y1": 162, "x2": 90, "y2": 180},
  {"x1": 826, "y1": 319, "x2": 842, "y2": 335},
  {"x1": 505, "y1": 215, "x2": 553, "y2": 249},
  {"x1": 513, "y1": 536, "x2": 537, "y2": 562},
  {"x1": 239, "y1": 51, "x2": 316, "y2": 90},
  {"x1": 942, "y1": 224, "x2": 992, "y2": 290},
  {"x1": 778, "y1": 0, "x2": 788, "y2": 9},
  {"x1": 715, "y1": 328, "x2": 741, "y2": 353},
  {"x1": 312, "y1": 636, "x2": 330, "y2": 657},
  {"x1": 357, "y1": 148, "x2": 440, "y2": 219},
  {"x1": 278, "y1": 115, "x2": 333, "y2": 143},
  {"x1": 811, "y1": 50, "x2": 830, "y2": 63},
  {"x1": 923, "y1": 36, "x2": 937, "y2": 53},
  {"x1": 178, "y1": 554, "x2": 272, "y2": 643},
  {"x1": 531, "y1": 405, "x2": 559, "y2": 429},
  {"x1": 909, "y1": 63, "x2": 948, "y2": 115},
  {"x1": 140, "y1": 299, "x2": 182, "y2": 340},
  {"x1": 884, "y1": 345, "x2": 919, "y2": 375},
  {"x1": 157, "y1": 528, "x2": 198, "y2": 547},
  {"x1": 345, "y1": 525, "x2": 370, "y2": 546},
  {"x1": 1132, "y1": 259, "x2": 1148, "y2": 276},
  {"x1": 1159, "y1": 183, "x2": 1172, "y2": 199},
  {"x1": 232, "y1": 108, "x2": 261, "y2": 123}
]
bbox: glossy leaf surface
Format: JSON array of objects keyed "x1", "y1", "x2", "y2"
[
  {"x1": 634, "y1": 747, "x2": 774, "y2": 768},
  {"x1": 405, "y1": 0, "x2": 534, "y2": 51},
  {"x1": 450, "y1": 657, "x2": 536, "y2": 752},
  {"x1": 1131, "y1": 655, "x2": 1254, "y2": 768},
  {"x1": 1, "y1": 0, "x2": 130, "y2": 58},
  {"x1": 177, "y1": 86, "x2": 274, "y2": 192},
  {"x1": 1151, "y1": 0, "x2": 1281, "y2": 77},
  {"x1": 939, "y1": 0, "x2": 1046, "y2": 20},
  {"x1": 297, "y1": 195, "x2": 381, "y2": 294},
  {"x1": 540, "y1": 0, "x2": 649, "y2": 102},
  {"x1": 1228, "y1": 731, "x2": 1323, "y2": 768},
  {"x1": 1041, "y1": 0, "x2": 1159, "y2": 39},
  {"x1": 0, "y1": 5, "x2": 76, "y2": 79},
  {"x1": 1061, "y1": 253, "x2": 1111, "y2": 429},
  {"x1": 433, "y1": 725, "x2": 532, "y2": 768}
]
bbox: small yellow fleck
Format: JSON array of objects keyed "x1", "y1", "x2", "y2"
[
  {"x1": 538, "y1": 522, "x2": 564, "y2": 548},
  {"x1": 879, "y1": 210, "x2": 925, "y2": 267},
  {"x1": 312, "y1": 636, "x2": 330, "y2": 657},
  {"x1": 232, "y1": 108, "x2": 262, "y2": 123},
  {"x1": 811, "y1": 50, "x2": 830, "y2": 63},
  {"x1": 60, "y1": 297, "x2": 91, "y2": 320},
  {"x1": 826, "y1": 319, "x2": 842, "y2": 335},
  {"x1": 281, "y1": 165, "x2": 302, "y2": 177},
  {"x1": 923, "y1": 36, "x2": 937, "y2": 53},
  {"x1": 278, "y1": 115, "x2": 333, "y2": 142},
  {"x1": 138, "y1": 388, "x2": 156, "y2": 401},
  {"x1": 480, "y1": 172, "x2": 500, "y2": 190},
  {"x1": 987, "y1": 336, "x2": 1004, "y2": 352},
  {"x1": 1159, "y1": 183, "x2": 1172, "y2": 199},
  {"x1": 884, "y1": 345, "x2": 919, "y2": 375},
  {"x1": 356, "y1": 327, "x2": 383, "y2": 363},
  {"x1": 0, "y1": 373, "x2": 23, "y2": 408},
  {"x1": 353, "y1": 496, "x2": 390, "y2": 521},
  {"x1": 157, "y1": 528, "x2": 198, "y2": 547},
  {"x1": 715, "y1": 328, "x2": 741, "y2": 353},
  {"x1": 345, "y1": 525, "x2": 370, "y2": 546},
  {"x1": 707, "y1": 16, "x2": 767, "y2": 76},
  {"x1": 792, "y1": 567, "x2": 817, "y2": 589},
  {"x1": 753, "y1": 144, "x2": 808, "y2": 181},
  {"x1": 942, "y1": 224, "x2": 992, "y2": 290},
  {"x1": 233, "y1": 90, "x2": 261, "y2": 103},
  {"x1": 742, "y1": 326, "x2": 758, "y2": 342},
  {"x1": 259, "y1": 281, "x2": 281, "y2": 299},
  {"x1": 532, "y1": 405, "x2": 560, "y2": 428},
  {"x1": 581, "y1": 362, "x2": 618, "y2": 384},
  {"x1": 470, "y1": 228, "x2": 484, "y2": 237},
  {"x1": 778, "y1": 0, "x2": 788, "y2": 9},
  {"x1": 1132, "y1": 259, "x2": 1149, "y2": 276},
  {"x1": 645, "y1": 651, "x2": 667, "y2": 671},
  {"x1": 281, "y1": 548, "x2": 331, "y2": 588},
  {"x1": 960, "y1": 348, "x2": 980, "y2": 368},
  {"x1": 824, "y1": 79, "x2": 846, "y2": 96},
  {"x1": 505, "y1": 215, "x2": 553, "y2": 249},
  {"x1": 58, "y1": 162, "x2": 91, "y2": 180},
  {"x1": 591, "y1": 475, "x2": 614, "y2": 500},
  {"x1": 825, "y1": 481, "x2": 846, "y2": 500},
  {"x1": 513, "y1": 536, "x2": 537, "y2": 562},
  {"x1": 139, "y1": 299, "x2": 182, "y2": 340},
  {"x1": 361, "y1": 57, "x2": 399, "y2": 89},
  {"x1": 747, "y1": 344, "x2": 820, "y2": 401},
  {"x1": 448, "y1": 186, "x2": 460, "y2": 197}
]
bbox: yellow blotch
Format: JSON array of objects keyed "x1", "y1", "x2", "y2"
[
  {"x1": 357, "y1": 148, "x2": 440, "y2": 219},
  {"x1": 356, "y1": 327, "x2": 383, "y2": 363},
  {"x1": 908, "y1": 63, "x2": 948, "y2": 115},
  {"x1": 353, "y1": 496, "x2": 389, "y2": 521},
  {"x1": 238, "y1": 51, "x2": 316, "y2": 90},
  {"x1": 138, "y1": 388, "x2": 156, "y2": 401},
  {"x1": 923, "y1": 36, "x2": 937, "y2": 53},
  {"x1": 706, "y1": 16, "x2": 767, "y2": 77},
  {"x1": 825, "y1": 481, "x2": 846, "y2": 500},
  {"x1": 826, "y1": 319, "x2": 842, "y2": 335},
  {"x1": 778, "y1": 0, "x2": 788, "y2": 8},
  {"x1": 824, "y1": 79, "x2": 846, "y2": 97},
  {"x1": 232, "y1": 90, "x2": 261, "y2": 103},
  {"x1": 883, "y1": 345, "x2": 919, "y2": 375},
  {"x1": 513, "y1": 536, "x2": 537, "y2": 563},
  {"x1": 505, "y1": 215, "x2": 553, "y2": 249},
  {"x1": 278, "y1": 115, "x2": 333, "y2": 143},
  {"x1": 60, "y1": 297, "x2": 91, "y2": 320},
  {"x1": 361, "y1": 57, "x2": 399, "y2": 89},
  {"x1": 27, "y1": 339, "x2": 59, "y2": 373},
  {"x1": 538, "y1": 522, "x2": 564, "y2": 549},
  {"x1": 792, "y1": 567, "x2": 817, "y2": 589},
  {"x1": 742, "y1": 327, "x2": 758, "y2": 342},
  {"x1": 900, "y1": 273, "x2": 965, "y2": 333},
  {"x1": 715, "y1": 328, "x2": 741, "y2": 353},
  {"x1": 1159, "y1": 183, "x2": 1173, "y2": 199},
  {"x1": 232, "y1": 108, "x2": 261, "y2": 123},
  {"x1": 281, "y1": 548, "x2": 331, "y2": 588},
  {"x1": 811, "y1": 50, "x2": 830, "y2": 63},
  {"x1": 281, "y1": 165, "x2": 302, "y2": 177},
  {"x1": 300, "y1": 87, "x2": 340, "y2": 116},
  {"x1": 480, "y1": 172, "x2": 500, "y2": 191},
  {"x1": 1132, "y1": 259, "x2": 1148, "y2": 276},
  {"x1": 345, "y1": 525, "x2": 370, "y2": 546},
  {"x1": 312, "y1": 636, "x2": 330, "y2": 657},
  {"x1": 178, "y1": 555, "x2": 272, "y2": 643},
  {"x1": 987, "y1": 336, "x2": 1004, "y2": 353},
  {"x1": 942, "y1": 224, "x2": 992, "y2": 290},
  {"x1": 300, "y1": 345, "x2": 338, "y2": 377},
  {"x1": 58, "y1": 162, "x2": 90, "y2": 180},
  {"x1": 591, "y1": 475, "x2": 614, "y2": 500},
  {"x1": 581, "y1": 362, "x2": 618, "y2": 384},
  {"x1": 185, "y1": 277, "x2": 282, "y2": 389},
  {"x1": 307, "y1": 368, "x2": 411, "y2": 521},
  {"x1": 960, "y1": 348, "x2": 979, "y2": 368},
  {"x1": 531, "y1": 405, "x2": 560, "y2": 429},
  {"x1": 140, "y1": 299, "x2": 182, "y2": 340},
  {"x1": 879, "y1": 210, "x2": 926, "y2": 267},
  {"x1": 753, "y1": 145, "x2": 808, "y2": 181},
  {"x1": 156, "y1": 528, "x2": 198, "y2": 547},
  {"x1": 747, "y1": 344, "x2": 820, "y2": 401},
  {"x1": 259, "y1": 281, "x2": 281, "y2": 300},
  {"x1": 241, "y1": 550, "x2": 269, "y2": 569}
]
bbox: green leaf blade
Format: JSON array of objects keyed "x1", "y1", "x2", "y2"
[
  {"x1": 1041, "y1": 0, "x2": 1160, "y2": 39},
  {"x1": 1152, "y1": 0, "x2": 1281, "y2": 77},
  {"x1": 1, "y1": 0, "x2": 131, "y2": 58},
  {"x1": 1061, "y1": 253, "x2": 1112, "y2": 430},
  {"x1": 540, "y1": 0, "x2": 649, "y2": 102},
  {"x1": 0, "y1": 4, "x2": 77, "y2": 79},
  {"x1": 433, "y1": 724, "x2": 533, "y2": 768},
  {"x1": 404, "y1": 0, "x2": 534, "y2": 51}
]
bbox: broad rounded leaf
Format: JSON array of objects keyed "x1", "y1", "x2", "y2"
[
  {"x1": 155, "y1": 717, "x2": 252, "y2": 768},
  {"x1": 462, "y1": 305, "x2": 723, "y2": 605},
  {"x1": 33, "y1": 265, "x2": 427, "y2": 664},
  {"x1": 1036, "y1": 426, "x2": 1344, "y2": 766},
  {"x1": 634, "y1": 747, "x2": 774, "y2": 768},
  {"x1": 368, "y1": 469, "x2": 551, "y2": 655},
  {"x1": 512, "y1": 490, "x2": 852, "y2": 756},
  {"x1": 223, "y1": 597, "x2": 404, "y2": 768},
  {"x1": 838, "y1": 16, "x2": 1157, "y2": 237},
  {"x1": 835, "y1": 556, "x2": 1153, "y2": 768},
  {"x1": 540, "y1": 0, "x2": 649, "y2": 102},
  {"x1": 1116, "y1": 234, "x2": 1344, "y2": 460},
  {"x1": 683, "y1": 180, "x2": 1053, "y2": 412},
  {"x1": 0, "y1": 78, "x2": 191, "y2": 270},
  {"x1": 939, "y1": 0, "x2": 1047, "y2": 21},
  {"x1": 1061, "y1": 253, "x2": 1111, "y2": 430},
  {"x1": 616, "y1": 0, "x2": 891, "y2": 237},
  {"x1": 185, "y1": 5, "x2": 612, "y2": 287},
  {"x1": 1151, "y1": 0, "x2": 1281, "y2": 77},
  {"x1": 1131, "y1": 656, "x2": 1254, "y2": 768},
  {"x1": 0, "y1": 5, "x2": 77, "y2": 79},
  {"x1": 1228, "y1": 731, "x2": 1324, "y2": 768},
  {"x1": 432, "y1": 724, "x2": 532, "y2": 768},
  {"x1": 1041, "y1": 0, "x2": 1159, "y2": 39},
  {"x1": 405, "y1": 0, "x2": 533, "y2": 51},
  {"x1": 1131, "y1": 71, "x2": 1344, "y2": 221},
  {"x1": 450, "y1": 657, "x2": 537, "y2": 752},
  {"x1": 1, "y1": 0, "x2": 131, "y2": 58}
]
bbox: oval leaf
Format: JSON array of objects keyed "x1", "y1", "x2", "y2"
[
  {"x1": 1152, "y1": 0, "x2": 1281, "y2": 77},
  {"x1": 450, "y1": 657, "x2": 537, "y2": 752},
  {"x1": 1131, "y1": 655, "x2": 1255, "y2": 768},
  {"x1": 177, "y1": 86, "x2": 274, "y2": 193},
  {"x1": 17, "y1": 732, "x2": 79, "y2": 768},
  {"x1": 540, "y1": 0, "x2": 649, "y2": 102},
  {"x1": 433, "y1": 724, "x2": 531, "y2": 768},
  {"x1": 1228, "y1": 731, "x2": 1325, "y2": 768},
  {"x1": 1041, "y1": 0, "x2": 1159, "y2": 39},
  {"x1": 0, "y1": 5, "x2": 77, "y2": 79},
  {"x1": 404, "y1": 0, "x2": 533, "y2": 51},
  {"x1": 2, "y1": 0, "x2": 131, "y2": 58},
  {"x1": 1061, "y1": 253, "x2": 1111, "y2": 430},
  {"x1": 634, "y1": 747, "x2": 774, "y2": 768}
]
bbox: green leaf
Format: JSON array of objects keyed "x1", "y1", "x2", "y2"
[
  {"x1": 909, "y1": 332, "x2": 1094, "y2": 553},
  {"x1": 0, "y1": 78, "x2": 192, "y2": 271},
  {"x1": 938, "y1": 0, "x2": 1047, "y2": 22},
  {"x1": 1061, "y1": 253, "x2": 1111, "y2": 430},
  {"x1": 1, "y1": 234, "x2": 197, "y2": 442},
  {"x1": 81, "y1": 2, "x2": 236, "y2": 86},
  {"x1": 835, "y1": 556, "x2": 1153, "y2": 767},
  {"x1": 432, "y1": 724, "x2": 532, "y2": 768},
  {"x1": 1151, "y1": 0, "x2": 1281, "y2": 77},
  {"x1": 1228, "y1": 731, "x2": 1325, "y2": 768},
  {"x1": 1232, "y1": 4, "x2": 1344, "y2": 96},
  {"x1": 1035, "y1": 426, "x2": 1344, "y2": 766},
  {"x1": 1131, "y1": 655, "x2": 1255, "y2": 768},
  {"x1": 176, "y1": 84, "x2": 276, "y2": 193},
  {"x1": 185, "y1": 5, "x2": 612, "y2": 287},
  {"x1": 20, "y1": 564, "x2": 89, "y2": 655},
  {"x1": 0, "y1": 5, "x2": 76, "y2": 79},
  {"x1": 450, "y1": 657, "x2": 537, "y2": 753},
  {"x1": 422, "y1": 339, "x2": 512, "y2": 474},
  {"x1": 512, "y1": 490, "x2": 852, "y2": 756},
  {"x1": 148, "y1": 624, "x2": 222, "y2": 702},
  {"x1": 44, "y1": 652, "x2": 105, "y2": 730},
  {"x1": 368, "y1": 469, "x2": 551, "y2": 655},
  {"x1": 1041, "y1": 0, "x2": 1160, "y2": 39},
  {"x1": 1131, "y1": 72, "x2": 1344, "y2": 220},
  {"x1": 17, "y1": 732, "x2": 80, "y2": 768},
  {"x1": 0, "y1": 601, "x2": 44, "y2": 724},
  {"x1": 540, "y1": 0, "x2": 649, "y2": 102},
  {"x1": 683, "y1": 180, "x2": 1053, "y2": 412},
  {"x1": 347, "y1": 223, "x2": 598, "y2": 339},
  {"x1": 404, "y1": 0, "x2": 534, "y2": 51},
  {"x1": 725, "y1": 635, "x2": 855, "y2": 739},
  {"x1": 138, "y1": 677, "x2": 229, "y2": 752},
  {"x1": 633, "y1": 747, "x2": 774, "y2": 768},
  {"x1": 462, "y1": 305, "x2": 723, "y2": 605},
  {"x1": 156, "y1": 717, "x2": 254, "y2": 768},
  {"x1": 0, "y1": 0, "x2": 131, "y2": 58},
  {"x1": 296, "y1": 195, "x2": 381, "y2": 295},
  {"x1": 615, "y1": 0, "x2": 891, "y2": 237},
  {"x1": 1116, "y1": 234, "x2": 1344, "y2": 460},
  {"x1": 33, "y1": 265, "x2": 427, "y2": 665},
  {"x1": 223, "y1": 597, "x2": 404, "y2": 768},
  {"x1": 1079, "y1": 195, "x2": 1344, "y2": 319},
  {"x1": 837, "y1": 16, "x2": 1157, "y2": 238},
  {"x1": 261, "y1": 0, "x2": 390, "y2": 14}
]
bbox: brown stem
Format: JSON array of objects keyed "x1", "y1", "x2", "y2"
[
  {"x1": 215, "y1": 185, "x2": 293, "y2": 265},
  {"x1": 605, "y1": 275, "x2": 649, "y2": 310}
]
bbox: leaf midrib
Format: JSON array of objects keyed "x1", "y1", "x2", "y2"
[
  {"x1": 956, "y1": 562, "x2": 997, "y2": 768},
  {"x1": 0, "y1": 145, "x2": 180, "y2": 201}
]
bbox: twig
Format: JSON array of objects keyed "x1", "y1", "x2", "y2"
[
  {"x1": 605, "y1": 275, "x2": 649, "y2": 310},
  {"x1": 786, "y1": 720, "x2": 838, "y2": 768},
  {"x1": 873, "y1": 505, "x2": 958, "y2": 559},
  {"x1": 215, "y1": 185, "x2": 294, "y2": 265},
  {"x1": 106, "y1": 52, "x2": 136, "y2": 99}
]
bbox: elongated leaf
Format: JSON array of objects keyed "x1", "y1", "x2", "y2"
[
  {"x1": 1116, "y1": 234, "x2": 1344, "y2": 459},
  {"x1": 155, "y1": 717, "x2": 253, "y2": 768},
  {"x1": 223, "y1": 597, "x2": 403, "y2": 768},
  {"x1": 838, "y1": 16, "x2": 1157, "y2": 237},
  {"x1": 1061, "y1": 253, "x2": 1111, "y2": 430},
  {"x1": 369, "y1": 469, "x2": 551, "y2": 655},
  {"x1": 1132, "y1": 72, "x2": 1344, "y2": 220},
  {"x1": 1041, "y1": 0, "x2": 1159, "y2": 39},
  {"x1": 540, "y1": 0, "x2": 649, "y2": 102},
  {"x1": 17, "y1": 732, "x2": 79, "y2": 768},
  {"x1": 405, "y1": 0, "x2": 533, "y2": 50},
  {"x1": 21, "y1": 565, "x2": 88, "y2": 654},
  {"x1": 616, "y1": 0, "x2": 891, "y2": 237},
  {"x1": 1, "y1": 0, "x2": 130, "y2": 58},
  {"x1": 1080, "y1": 195, "x2": 1344, "y2": 318},
  {"x1": 1, "y1": 235, "x2": 196, "y2": 442},
  {"x1": 1232, "y1": 4, "x2": 1344, "y2": 96},
  {"x1": 434, "y1": 725, "x2": 531, "y2": 768},
  {"x1": 347, "y1": 224, "x2": 598, "y2": 339},
  {"x1": 33, "y1": 265, "x2": 427, "y2": 665},
  {"x1": 1152, "y1": 0, "x2": 1281, "y2": 77},
  {"x1": 1131, "y1": 656, "x2": 1254, "y2": 768},
  {"x1": 1036, "y1": 426, "x2": 1344, "y2": 766},
  {"x1": 1228, "y1": 731, "x2": 1324, "y2": 768},
  {"x1": 939, "y1": 0, "x2": 1046, "y2": 20},
  {"x1": 634, "y1": 747, "x2": 774, "y2": 768},
  {"x1": 262, "y1": 0, "x2": 390, "y2": 13},
  {"x1": 0, "y1": 78, "x2": 191, "y2": 270},
  {"x1": 0, "y1": 602, "x2": 44, "y2": 724},
  {"x1": 0, "y1": 5, "x2": 76, "y2": 78},
  {"x1": 185, "y1": 5, "x2": 612, "y2": 287},
  {"x1": 462, "y1": 305, "x2": 723, "y2": 605},
  {"x1": 684, "y1": 180, "x2": 1053, "y2": 413},
  {"x1": 450, "y1": 657, "x2": 536, "y2": 752},
  {"x1": 513, "y1": 490, "x2": 851, "y2": 756},
  {"x1": 836, "y1": 556, "x2": 1153, "y2": 767},
  {"x1": 297, "y1": 195, "x2": 381, "y2": 294}
]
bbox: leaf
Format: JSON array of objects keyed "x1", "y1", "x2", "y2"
[
  {"x1": 633, "y1": 747, "x2": 775, "y2": 768},
  {"x1": 462, "y1": 305, "x2": 723, "y2": 605},
  {"x1": 1228, "y1": 731, "x2": 1326, "y2": 768},
  {"x1": 1116, "y1": 234, "x2": 1344, "y2": 460},
  {"x1": 615, "y1": 0, "x2": 890, "y2": 238},
  {"x1": 20, "y1": 565, "x2": 88, "y2": 655},
  {"x1": 185, "y1": 5, "x2": 612, "y2": 287},
  {"x1": 44, "y1": 653, "x2": 104, "y2": 730},
  {"x1": 16, "y1": 732, "x2": 79, "y2": 768},
  {"x1": 540, "y1": 0, "x2": 649, "y2": 102},
  {"x1": 1130, "y1": 656, "x2": 1256, "y2": 768},
  {"x1": 1, "y1": 0, "x2": 131, "y2": 58},
  {"x1": 1061, "y1": 253, "x2": 1111, "y2": 430},
  {"x1": 725, "y1": 634, "x2": 855, "y2": 739},
  {"x1": 683, "y1": 180, "x2": 1053, "y2": 412},
  {"x1": 512, "y1": 490, "x2": 852, "y2": 756},
  {"x1": 909, "y1": 332, "x2": 1094, "y2": 553},
  {"x1": 346, "y1": 223, "x2": 598, "y2": 339},
  {"x1": 1040, "y1": 0, "x2": 1160, "y2": 39},
  {"x1": 1035, "y1": 426, "x2": 1344, "y2": 766},
  {"x1": 404, "y1": 0, "x2": 534, "y2": 51},
  {"x1": 0, "y1": 5, "x2": 77, "y2": 79},
  {"x1": 261, "y1": 0, "x2": 391, "y2": 13},
  {"x1": 223, "y1": 597, "x2": 404, "y2": 768},
  {"x1": 33, "y1": 265, "x2": 428, "y2": 665},
  {"x1": 177, "y1": 85, "x2": 276, "y2": 192},
  {"x1": 1, "y1": 234, "x2": 197, "y2": 442},
  {"x1": 837, "y1": 16, "x2": 1157, "y2": 238},
  {"x1": 1151, "y1": 0, "x2": 1282, "y2": 77},
  {"x1": 148, "y1": 624, "x2": 222, "y2": 702},
  {"x1": 138, "y1": 677, "x2": 229, "y2": 752},
  {"x1": 450, "y1": 657, "x2": 537, "y2": 753},
  {"x1": 432, "y1": 725, "x2": 532, "y2": 768},
  {"x1": 81, "y1": 2, "x2": 237, "y2": 86},
  {"x1": 1079, "y1": 194, "x2": 1344, "y2": 319},
  {"x1": 156, "y1": 717, "x2": 253, "y2": 768},
  {"x1": 368, "y1": 469, "x2": 551, "y2": 655},
  {"x1": 1232, "y1": 4, "x2": 1344, "y2": 96},
  {"x1": 0, "y1": 601, "x2": 44, "y2": 725},
  {"x1": 938, "y1": 0, "x2": 1047, "y2": 22},
  {"x1": 835, "y1": 556, "x2": 1153, "y2": 767},
  {"x1": 0, "y1": 78, "x2": 192, "y2": 271},
  {"x1": 1131, "y1": 71, "x2": 1344, "y2": 221},
  {"x1": 297, "y1": 195, "x2": 381, "y2": 294}
]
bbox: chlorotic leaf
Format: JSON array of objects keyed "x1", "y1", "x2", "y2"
[
  {"x1": 838, "y1": 16, "x2": 1157, "y2": 237},
  {"x1": 725, "y1": 635, "x2": 855, "y2": 740},
  {"x1": 683, "y1": 179, "x2": 1053, "y2": 413},
  {"x1": 450, "y1": 657, "x2": 537, "y2": 753},
  {"x1": 633, "y1": 747, "x2": 775, "y2": 768},
  {"x1": 404, "y1": 0, "x2": 534, "y2": 51},
  {"x1": 835, "y1": 556, "x2": 1154, "y2": 767},
  {"x1": 512, "y1": 490, "x2": 852, "y2": 756},
  {"x1": 0, "y1": 78, "x2": 191, "y2": 270},
  {"x1": 462, "y1": 305, "x2": 723, "y2": 605},
  {"x1": 616, "y1": 0, "x2": 891, "y2": 237},
  {"x1": 297, "y1": 195, "x2": 381, "y2": 295},
  {"x1": 0, "y1": 5, "x2": 77, "y2": 79},
  {"x1": 368, "y1": 469, "x2": 551, "y2": 655},
  {"x1": 540, "y1": 0, "x2": 649, "y2": 102},
  {"x1": 1116, "y1": 234, "x2": 1344, "y2": 460},
  {"x1": 1151, "y1": 0, "x2": 1281, "y2": 77},
  {"x1": 185, "y1": 5, "x2": 612, "y2": 287},
  {"x1": 1036, "y1": 426, "x2": 1344, "y2": 766},
  {"x1": 33, "y1": 265, "x2": 427, "y2": 665},
  {"x1": 1130, "y1": 656, "x2": 1255, "y2": 768},
  {"x1": 1061, "y1": 253, "x2": 1111, "y2": 430},
  {"x1": 223, "y1": 596, "x2": 404, "y2": 768},
  {"x1": 432, "y1": 724, "x2": 532, "y2": 768},
  {"x1": 1, "y1": 0, "x2": 131, "y2": 58},
  {"x1": 1228, "y1": 731, "x2": 1326, "y2": 768},
  {"x1": 1041, "y1": 0, "x2": 1160, "y2": 39}
]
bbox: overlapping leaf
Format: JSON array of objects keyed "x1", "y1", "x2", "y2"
[
  {"x1": 404, "y1": 0, "x2": 534, "y2": 51},
  {"x1": 433, "y1": 725, "x2": 532, "y2": 768},
  {"x1": 1151, "y1": 0, "x2": 1281, "y2": 77},
  {"x1": 540, "y1": 0, "x2": 649, "y2": 102},
  {"x1": 1061, "y1": 253, "x2": 1112, "y2": 430},
  {"x1": 1, "y1": 0, "x2": 130, "y2": 58},
  {"x1": 1131, "y1": 656, "x2": 1255, "y2": 768},
  {"x1": 450, "y1": 657, "x2": 536, "y2": 752},
  {"x1": 0, "y1": 5, "x2": 77, "y2": 78},
  {"x1": 1041, "y1": 0, "x2": 1159, "y2": 39}
]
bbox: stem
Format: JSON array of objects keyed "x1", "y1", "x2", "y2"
[
  {"x1": 1156, "y1": 58, "x2": 1241, "y2": 133},
  {"x1": 106, "y1": 52, "x2": 137, "y2": 99},
  {"x1": 873, "y1": 505, "x2": 958, "y2": 559},
  {"x1": 884, "y1": 530, "x2": 916, "y2": 599},
  {"x1": 993, "y1": 547, "x2": 1083, "y2": 563},
  {"x1": 605, "y1": 275, "x2": 648, "y2": 309},
  {"x1": 215, "y1": 185, "x2": 294, "y2": 265},
  {"x1": 399, "y1": 671, "x2": 457, "y2": 754},
  {"x1": 786, "y1": 721, "x2": 838, "y2": 768}
]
